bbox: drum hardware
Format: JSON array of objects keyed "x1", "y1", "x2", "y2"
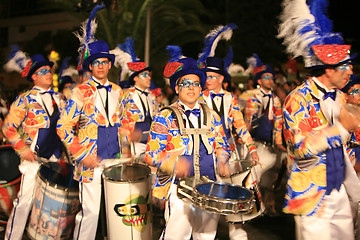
[
  {"x1": 225, "y1": 160, "x2": 266, "y2": 223},
  {"x1": 102, "y1": 163, "x2": 153, "y2": 240},
  {"x1": 177, "y1": 176, "x2": 255, "y2": 216},
  {"x1": 27, "y1": 162, "x2": 80, "y2": 240}
]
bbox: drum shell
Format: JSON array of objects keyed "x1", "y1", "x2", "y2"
[
  {"x1": 27, "y1": 163, "x2": 80, "y2": 240},
  {"x1": 193, "y1": 182, "x2": 255, "y2": 215},
  {"x1": 0, "y1": 145, "x2": 21, "y2": 183},
  {"x1": 226, "y1": 162, "x2": 265, "y2": 223},
  {"x1": 102, "y1": 163, "x2": 152, "y2": 240},
  {"x1": 0, "y1": 177, "x2": 21, "y2": 218}
]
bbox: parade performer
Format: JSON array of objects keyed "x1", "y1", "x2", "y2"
[
  {"x1": 2, "y1": 47, "x2": 66, "y2": 240},
  {"x1": 56, "y1": 38, "x2": 124, "y2": 240},
  {"x1": 196, "y1": 24, "x2": 260, "y2": 239},
  {"x1": 145, "y1": 54, "x2": 230, "y2": 239},
  {"x1": 278, "y1": 0, "x2": 360, "y2": 239},
  {"x1": 111, "y1": 37, "x2": 160, "y2": 160},
  {"x1": 243, "y1": 53, "x2": 285, "y2": 215}
]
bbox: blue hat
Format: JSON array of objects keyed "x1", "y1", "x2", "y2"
[
  {"x1": 254, "y1": 64, "x2": 275, "y2": 83},
  {"x1": 341, "y1": 75, "x2": 360, "y2": 93},
  {"x1": 202, "y1": 57, "x2": 231, "y2": 83},
  {"x1": 82, "y1": 40, "x2": 115, "y2": 71},
  {"x1": 128, "y1": 66, "x2": 153, "y2": 86},
  {"x1": 25, "y1": 54, "x2": 54, "y2": 81},
  {"x1": 58, "y1": 76, "x2": 75, "y2": 92},
  {"x1": 164, "y1": 57, "x2": 205, "y2": 94}
]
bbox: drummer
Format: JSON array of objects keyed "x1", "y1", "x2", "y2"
[
  {"x1": 145, "y1": 56, "x2": 231, "y2": 239},
  {"x1": 56, "y1": 40, "x2": 124, "y2": 240},
  {"x1": 2, "y1": 52, "x2": 66, "y2": 240},
  {"x1": 115, "y1": 37, "x2": 160, "y2": 161},
  {"x1": 243, "y1": 59, "x2": 286, "y2": 215}
]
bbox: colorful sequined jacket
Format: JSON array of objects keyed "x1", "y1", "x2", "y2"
[
  {"x1": 244, "y1": 88, "x2": 283, "y2": 145},
  {"x1": 144, "y1": 100, "x2": 230, "y2": 200},
  {"x1": 57, "y1": 78, "x2": 124, "y2": 182},
  {"x1": 119, "y1": 86, "x2": 160, "y2": 143},
  {"x1": 199, "y1": 89, "x2": 256, "y2": 153},
  {"x1": 2, "y1": 86, "x2": 65, "y2": 160},
  {"x1": 282, "y1": 77, "x2": 360, "y2": 216},
  {"x1": 346, "y1": 129, "x2": 360, "y2": 166}
]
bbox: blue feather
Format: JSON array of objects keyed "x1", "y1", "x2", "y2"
[
  {"x1": 166, "y1": 45, "x2": 183, "y2": 62},
  {"x1": 118, "y1": 37, "x2": 138, "y2": 62},
  {"x1": 86, "y1": 3, "x2": 105, "y2": 43},
  {"x1": 198, "y1": 24, "x2": 237, "y2": 65},
  {"x1": 8, "y1": 45, "x2": 20, "y2": 60},
  {"x1": 59, "y1": 56, "x2": 71, "y2": 77},
  {"x1": 223, "y1": 46, "x2": 233, "y2": 69}
]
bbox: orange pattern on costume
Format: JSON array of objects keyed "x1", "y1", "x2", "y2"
[
  {"x1": 283, "y1": 77, "x2": 351, "y2": 216},
  {"x1": 2, "y1": 87, "x2": 65, "y2": 159},
  {"x1": 56, "y1": 78, "x2": 124, "y2": 182}
]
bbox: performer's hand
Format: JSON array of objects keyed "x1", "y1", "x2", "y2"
[
  {"x1": 218, "y1": 160, "x2": 230, "y2": 178},
  {"x1": 276, "y1": 144, "x2": 287, "y2": 152},
  {"x1": 131, "y1": 128, "x2": 143, "y2": 143},
  {"x1": 82, "y1": 154, "x2": 100, "y2": 168},
  {"x1": 251, "y1": 151, "x2": 260, "y2": 165},
  {"x1": 340, "y1": 105, "x2": 360, "y2": 132},
  {"x1": 175, "y1": 157, "x2": 191, "y2": 178},
  {"x1": 20, "y1": 148, "x2": 36, "y2": 162}
]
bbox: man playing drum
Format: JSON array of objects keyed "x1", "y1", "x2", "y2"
[
  {"x1": 3, "y1": 52, "x2": 66, "y2": 240},
  {"x1": 243, "y1": 58, "x2": 286, "y2": 215},
  {"x1": 145, "y1": 56, "x2": 231, "y2": 240},
  {"x1": 56, "y1": 40, "x2": 124, "y2": 240},
  {"x1": 113, "y1": 37, "x2": 160, "y2": 161}
]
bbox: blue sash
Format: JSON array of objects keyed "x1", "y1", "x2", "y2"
[
  {"x1": 97, "y1": 125, "x2": 120, "y2": 159},
  {"x1": 325, "y1": 146, "x2": 344, "y2": 195},
  {"x1": 36, "y1": 111, "x2": 63, "y2": 159}
]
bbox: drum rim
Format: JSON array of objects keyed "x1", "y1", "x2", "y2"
[
  {"x1": 194, "y1": 182, "x2": 254, "y2": 203},
  {"x1": 38, "y1": 164, "x2": 78, "y2": 191},
  {"x1": 102, "y1": 162, "x2": 151, "y2": 183}
]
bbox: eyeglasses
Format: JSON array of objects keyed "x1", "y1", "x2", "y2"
[
  {"x1": 178, "y1": 82, "x2": 201, "y2": 88},
  {"x1": 92, "y1": 60, "x2": 109, "y2": 67},
  {"x1": 261, "y1": 75, "x2": 274, "y2": 81},
  {"x1": 336, "y1": 63, "x2": 352, "y2": 71},
  {"x1": 206, "y1": 76, "x2": 220, "y2": 80},
  {"x1": 139, "y1": 72, "x2": 151, "y2": 79},
  {"x1": 349, "y1": 89, "x2": 360, "y2": 96},
  {"x1": 36, "y1": 68, "x2": 51, "y2": 76}
]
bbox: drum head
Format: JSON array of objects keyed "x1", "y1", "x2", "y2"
[
  {"x1": 0, "y1": 145, "x2": 21, "y2": 182},
  {"x1": 195, "y1": 182, "x2": 253, "y2": 201},
  {"x1": 103, "y1": 163, "x2": 151, "y2": 182},
  {"x1": 39, "y1": 162, "x2": 78, "y2": 190}
]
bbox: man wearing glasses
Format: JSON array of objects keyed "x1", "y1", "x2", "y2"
[
  {"x1": 3, "y1": 53, "x2": 66, "y2": 240},
  {"x1": 145, "y1": 57, "x2": 230, "y2": 239},
  {"x1": 119, "y1": 56, "x2": 160, "y2": 161},
  {"x1": 243, "y1": 62, "x2": 285, "y2": 216},
  {"x1": 57, "y1": 40, "x2": 124, "y2": 240}
]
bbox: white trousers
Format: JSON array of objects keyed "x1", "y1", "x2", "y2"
[
  {"x1": 73, "y1": 159, "x2": 121, "y2": 240},
  {"x1": 295, "y1": 184, "x2": 354, "y2": 240},
  {"x1": 4, "y1": 160, "x2": 40, "y2": 240},
  {"x1": 73, "y1": 166, "x2": 102, "y2": 240},
  {"x1": 161, "y1": 184, "x2": 220, "y2": 240}
]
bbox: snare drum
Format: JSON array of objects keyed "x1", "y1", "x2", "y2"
[
  {"x1": 226, "y1": 160, "x2": 265, "y2": 223},
  {"x1": 27, "y1": 162, "x2": 80, "y2": 240},
  {"x1": 102, "y1": 163, "x2": 152, "y2": 240},
  {"x1": 0, "y1": 177, "x2": 21, "y2": 218}
]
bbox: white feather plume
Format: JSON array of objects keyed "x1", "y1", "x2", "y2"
[
  {"x1": 228, "y1": 63, "x2": 245, "y2": 74},
  {"x1": 110, "y1": 46, "x2": 132, "y2": 81},
  {"x1": 3, "y1": 49, "x2": 30, "y2": 73}
]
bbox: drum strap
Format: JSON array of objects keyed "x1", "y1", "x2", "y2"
[{"x1": 161, "y1": 103, "x2": 212, "y2": 181}]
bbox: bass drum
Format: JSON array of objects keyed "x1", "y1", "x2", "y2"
[
  {"x1": 0, "y1": 145, "x2": 21, "y2": 182},
  {"x1": 0, "y1": 145, "x2": 21, "y2": 220}
]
